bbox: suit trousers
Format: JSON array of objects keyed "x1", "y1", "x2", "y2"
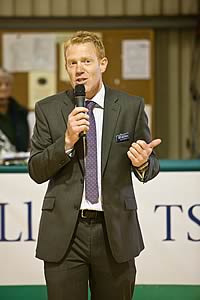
[{"x1": 44, "y1": 214, "x2": 136, "y2": 300}]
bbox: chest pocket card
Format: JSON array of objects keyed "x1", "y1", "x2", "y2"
[{"x1": 115, "y1": 132, "x2": 130, "y2": 143}]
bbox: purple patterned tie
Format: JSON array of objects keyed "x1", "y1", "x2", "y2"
[{"x1": 85, "y1": 101, "x2": 99, "y2": 204}]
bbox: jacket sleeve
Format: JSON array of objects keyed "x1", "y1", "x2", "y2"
[
  {"x1": 28, "y1": 102, "x2": 71, "y2": 184},
  {"x1": 131, "y1": 98, "x2": 160, "y2": 183}
]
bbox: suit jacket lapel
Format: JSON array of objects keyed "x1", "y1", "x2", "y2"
[
  {"x1": 61, "y1": 89, "x2": 74, "y2": 126},
  {"x1": 101, "y1": 87, "x2": 121, "y2": 176}
]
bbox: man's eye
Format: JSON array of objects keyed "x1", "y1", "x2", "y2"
[
  {"x1": 68, "y1": 61, "x2": 76, "y2": 67},
  {"x1": 84, "y1": 60, "x2": 91, "y2": 64}
]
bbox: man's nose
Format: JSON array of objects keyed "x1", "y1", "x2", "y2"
[
  {"x1": 76, "y1": 62, "x2": 84, "y2": 73},
  {"x1": 0, "y1": 83, "x2": 8, "y2": 89}
]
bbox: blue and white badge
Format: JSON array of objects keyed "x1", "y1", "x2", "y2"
[{"x1": 115, "y1": 132, "x2": 130, "y2": 143}]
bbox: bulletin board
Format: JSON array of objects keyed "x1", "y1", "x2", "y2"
[{"x1": 0, "y1": 28, "x2": 154, "y2": 131}]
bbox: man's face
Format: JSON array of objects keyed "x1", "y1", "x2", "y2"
[
  {"x1": 0, "y1": 72, "x2": 12, "y2": 101},
  {"x1": 65, "y1": 42, "x2": 108, "y2": 99}
]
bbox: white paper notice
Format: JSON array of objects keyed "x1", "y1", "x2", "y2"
[
  {"x1": 3, "y1": 34, "x2": 32, "y2": 72},
  {"x1": 28, "y1": 71, "x2": 56, "y2": 109},
  {"x1": 122, "y1": 39, "x2": 150, "y2": 79},
  {"x1": 2, "y1": 33, "x2": 56, "y2": 72},
  {"x1": 31, "y1": 34, "x2": 56, "y2": 71}
]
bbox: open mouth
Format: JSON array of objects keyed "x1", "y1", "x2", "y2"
[{"x1": 76, "y1": 78, "x2": 87, "y2": 85}]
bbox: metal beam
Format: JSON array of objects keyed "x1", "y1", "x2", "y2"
[{"x1": 0, "y1": 16, "x2": 198, "y2": 30}]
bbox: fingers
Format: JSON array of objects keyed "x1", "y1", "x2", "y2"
[
  {"x1": 71, "y1": 107, "x2": 88, "y2": 116},
  {"x1": 127, "y1": 149, "x2": 146, "y2": 167},
  {"x1": 129, "y1": 142, "x2": 149, "y2": 160},
  {"x1": 65, "y1": 107, "x2": 89, "y2": 147},
  {"x1": 136, "y1": 138, "x2": 162, "y2": 150},
  {"x1": 127, "y1": 141, "x2": 149, "y2": 167},
  {"x1": 68, "y1": 107, "x2": 89, "y2": 133},
  {"x1": 127, "y1": 138, "x2": 161, "y2": 168},
  {"x1": 148, "y1": 138, "x2": 162, "y2": 149}
]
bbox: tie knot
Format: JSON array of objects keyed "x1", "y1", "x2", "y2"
[{"x1": 86, "y1": 101, "x2": 96, "y2": 110}]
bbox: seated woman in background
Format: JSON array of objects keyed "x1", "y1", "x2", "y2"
[{"x1": 0, "y1": 68, "x2": 29, "y2": 154}]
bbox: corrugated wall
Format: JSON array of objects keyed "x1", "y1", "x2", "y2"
[
  {"x1": 155, "y1": 30, "x2": 195, "y2": 159},
  {"x1": 0, "y1": 0, "x2": 199, "y2": 16},
  {"x1": 0, "y1": 0, "x2": 199, "y2": 158}
]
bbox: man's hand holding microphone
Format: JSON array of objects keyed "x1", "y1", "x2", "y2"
[{"x1": 64, "y1": 84, "x2": 89, "y2": 151}]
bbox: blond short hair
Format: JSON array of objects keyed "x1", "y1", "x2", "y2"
[
  {"x1": 64, "y1": 31, "x2": 105, "y2": 60},
  {"x1": 0, "y1": 68, "x2": 13, "y2": 83}
]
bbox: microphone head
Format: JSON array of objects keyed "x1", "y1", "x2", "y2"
[{"x1": 74, "y1": 84, "x2": 85, "y2": 96}]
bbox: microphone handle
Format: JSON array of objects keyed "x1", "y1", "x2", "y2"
[
  {"x1": 75, "y1": 95, "x2": 86, "y2": 137},
  {"x1": 75, "y1": 95, "x2": 85, "y2": 108}
]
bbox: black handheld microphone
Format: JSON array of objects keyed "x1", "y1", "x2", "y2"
[
  {"x1": 74, "y1": 84, "x2": 85, "y2": 107},
  {"x1": 74, "y1": 84, "x2": 86, "y2": 137}
]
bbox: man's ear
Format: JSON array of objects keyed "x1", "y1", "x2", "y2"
[{"x1": 100, "y1": 57, "x2": 108, "y2": 73}]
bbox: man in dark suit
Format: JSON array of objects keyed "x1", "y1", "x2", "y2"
[{"x1": 28, "y1": 31, "x2": 161, "y2": 300}]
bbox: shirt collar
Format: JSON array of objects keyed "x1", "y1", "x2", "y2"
[{"x1": 86, "y1": 84, "x2": 105, "y2": 109}]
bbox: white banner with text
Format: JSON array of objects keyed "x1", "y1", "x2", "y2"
[{"x1": 0, "y1": 172, "x2": 199, "y2": 285}]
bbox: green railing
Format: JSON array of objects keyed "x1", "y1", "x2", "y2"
[{"x1": 0, "y1": 160, "x2": 200, "y2": 173}]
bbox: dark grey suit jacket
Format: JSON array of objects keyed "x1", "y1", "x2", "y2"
[{"x1": 28, "y1": 85, "x2": 160, "y2": 263}]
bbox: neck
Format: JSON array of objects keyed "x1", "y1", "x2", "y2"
[{"x1": 0, "y1": 98, "x2": 9, "y2": 114}]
